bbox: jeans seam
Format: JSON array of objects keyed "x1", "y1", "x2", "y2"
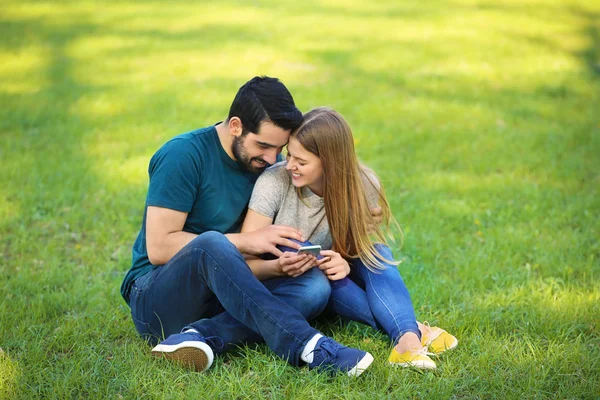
[
  {"x1": 365, "y1": 269, "x2": 404, "y2": 340},
  {"x1": 195, "y1": 246, "x2": 308, "y2": 349}
]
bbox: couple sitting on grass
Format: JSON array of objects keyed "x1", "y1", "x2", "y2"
[{"x1": 120, "y1": 76, "x2": 457, "y2": 376}]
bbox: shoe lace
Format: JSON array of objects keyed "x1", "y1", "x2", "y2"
[
  {"x1": 310, "y1": 338, "x2": 338, "y2": 365},
  {"x1": 420, "y1": 321, "x2": 442, "y2": 344},
  {"x1": 399, "y1": 346, "x2": 433, "y2": 357},
  {"x1": 415, "y1": 346, "x2": 435, "y2": 357}
]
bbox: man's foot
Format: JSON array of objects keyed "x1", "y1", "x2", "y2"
[
  {"x1": 308, "y1": 337, "x2": 374, "y2": 376},
  {"x1": 151, "y1": 331, "x2": 214, "y2": 372},
  {"x1": 420, "y1": 325, "x2": 458, "y2": 355},
  {"x1": 388, "y1": 347, "x2": 436, "y2": 370}
]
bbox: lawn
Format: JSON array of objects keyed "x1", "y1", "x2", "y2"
[{"x1": 0, "y1": 0, "x2": 599, "y2": 398}]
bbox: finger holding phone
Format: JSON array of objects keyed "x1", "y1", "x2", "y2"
[
  {"x1": 278, "y1": 251, "x2": 317, "y2": 277},
  {"x1": 316, "y1": 250, "x2": 350, "y2": 281}
]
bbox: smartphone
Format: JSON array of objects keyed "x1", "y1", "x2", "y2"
[{"x1": 297, "y1": 245, "x2": 322, "y2": 257}]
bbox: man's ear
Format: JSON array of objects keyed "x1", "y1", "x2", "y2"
[{"x1": 229, "y1": 117, "x2": 243, "y2": 137}]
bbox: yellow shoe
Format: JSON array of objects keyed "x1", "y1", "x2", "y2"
[
  {"x1": 388, "y1": 347, "x2": 436, "y2": 370},
  {"x1": 420, "y1": 325, "x2": 458, "y2": 355}
]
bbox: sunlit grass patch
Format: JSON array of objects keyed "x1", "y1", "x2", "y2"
[
  {"x1": 0, "y1": 349, "x2": 20, "y2": 398},
  {"x1": 0, "y1": 47, "x2": 49, "y2": 94},
  {"x1": 0, "y1": 0, "x2": 598, "y2": 398}
]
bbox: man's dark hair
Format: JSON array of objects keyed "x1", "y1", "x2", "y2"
[{"x1": 228, "y1": 76, "x2": 303, "y2": 135}]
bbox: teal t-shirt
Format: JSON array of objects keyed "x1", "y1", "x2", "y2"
[{"x1": 120, "y1": 125, "x2": 259, "y2": 302}]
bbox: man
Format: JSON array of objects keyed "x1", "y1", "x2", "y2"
[{"x1": 120, "y1": 76, "x2": 374, "y2": 376}]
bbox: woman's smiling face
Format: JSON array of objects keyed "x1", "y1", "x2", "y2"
[{"x1": 285, "y1": 136, "x2": 325, "y2": 196}]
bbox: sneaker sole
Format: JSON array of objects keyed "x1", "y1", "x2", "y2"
[
  {"x1": 151, "y1": 340, "x2": 214, "y2": 372},
  {"x1": 389, "y1": 359, "x2": 437, "y2": 370},
  {"x1": 348, "y1": 352, "x2": 374, "y2": 377}
]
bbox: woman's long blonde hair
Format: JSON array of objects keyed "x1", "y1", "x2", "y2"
[{"x1": 292, "y1": 107, "x2": 402, "y2": 270}]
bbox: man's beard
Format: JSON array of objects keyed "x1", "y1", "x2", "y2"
[{"x1": 232, "y1": 135, "x2": 268, "y2": 174}]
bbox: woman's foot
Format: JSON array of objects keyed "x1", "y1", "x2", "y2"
[
  {"x1": 394, "y1": 331, "x2": 422, "y2": 354},
  {"x1": 388, "y1": 347, "x2": 436, "y2": 369},
  {"x1": 389, "y1": 331, "x2": 436, "y2": 370},
  {"x1": 418, "y1": 322, "x2": 458, "y2": 354}
]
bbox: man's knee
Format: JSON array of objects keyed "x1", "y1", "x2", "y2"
[{"x1": 189, "y1": 231, "x2": 233, "y2": 253}]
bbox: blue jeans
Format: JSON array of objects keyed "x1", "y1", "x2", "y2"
[
  {"x1": 128, "y1": 231, "x2": 329, "y2": 366},
  {"x1": 329, "y1": 244, "x2": 420, "y2": 343},
  {"x1": 280, "y1": 240, "x2": 420, "y2": 344}
]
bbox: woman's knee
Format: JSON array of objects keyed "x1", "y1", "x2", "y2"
[{"x1": 373, "y1": 243, "x2": 393, "y2": 256}]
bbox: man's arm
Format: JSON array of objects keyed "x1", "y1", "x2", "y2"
[
  {"x1": 146, "y1": 204, "x2": 306, "y2": 267},
  {"x1": 146, "y1": 206, "x2": 197, "y2": 265},
  {"x1": 237, "y1": 209, "x2": 314, "y2": 279},
  {"x1": 227, "y1": 209, "x2": 304, "y2": 257}
]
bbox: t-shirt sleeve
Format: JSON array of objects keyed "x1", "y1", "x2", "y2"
[
  {"x1": 248, "y1": 165, "x2": 286, "y2": 218},
  {"x1": 146, "y1": 138, "x2": 201, "y2": 212}
]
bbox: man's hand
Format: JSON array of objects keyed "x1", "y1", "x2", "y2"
[
  {"x1": 316, "y1": 250, "x2": 351, "y2": 281},
  {"x1": 277, "y1": 252, "x2": 317, "y2": 277},
  {"x1": 237, "y1": 225, "x2": 304, "y2": 257}
]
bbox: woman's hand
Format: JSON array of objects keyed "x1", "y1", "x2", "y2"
[
  {"x1": 316, "y1": 250, "x2": 350, "y2": 281},
  {"x1": 277, "y1": 252, "x2": 317, "y2": 277}
]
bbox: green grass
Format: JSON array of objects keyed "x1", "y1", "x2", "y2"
[{"x1": 1, "y1": 0, "x2": 599, "y2": 398}]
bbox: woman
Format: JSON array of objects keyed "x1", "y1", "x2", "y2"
[{"x1": 241, "y1": 107, "x2": 457, "y2": 369}]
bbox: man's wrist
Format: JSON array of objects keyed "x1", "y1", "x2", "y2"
[{"x1": 225, "y1": 232, "x2": 249, "y2": 253}]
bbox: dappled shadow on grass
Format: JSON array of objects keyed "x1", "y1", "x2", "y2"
[
  {"x1": 575, "y1": 8, "x2": 600, "y2": 80},
  {"x1": 0, "y1": 6, "x2": 292, "y2": 396},
  {"x1": 1, "y1": 0, "x2": 599, "y2": 397},
  {"x1": 0, "y1": 4, "x2": 265, "y2": 283}
]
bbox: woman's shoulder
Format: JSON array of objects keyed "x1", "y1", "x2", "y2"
[
  {"x1": 256, "y1": 161, "x2": 291, "y2": 188},
  {"x1": 359, "y1": 165, "x2": 383, "y2": 208},
  {"x1": 360, "y1": 165, "x2": 381, "y2": 190},
  {"x1": 264, "y1": 160, "x2": 288, "y2": 175}
]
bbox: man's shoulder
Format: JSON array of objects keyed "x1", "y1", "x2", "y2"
[
  {"x1": 162, "y1": 126, "x2": 216, "y2": 150},
  {"x1": 152, "y1": 126, "x2": 216, "y2": 162}
]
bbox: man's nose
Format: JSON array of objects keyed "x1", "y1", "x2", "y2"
[{"x1": 264, "y1": 150, "x2": 278, "y2": 165}]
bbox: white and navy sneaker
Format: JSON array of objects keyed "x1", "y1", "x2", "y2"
[
  {"x1": 151, "y1": 331, "x2": 214, "y2": 372},
  {"x1": 308, "y1": 337, "x2": 374, "y2": 376}
]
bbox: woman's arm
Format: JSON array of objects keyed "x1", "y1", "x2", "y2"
[
  {"x1": 241, "y1": 209, "x2": 275, "y2": 234},
  {"x1": 245, "y1": 256, "x2": 284, "y2": 280}
]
